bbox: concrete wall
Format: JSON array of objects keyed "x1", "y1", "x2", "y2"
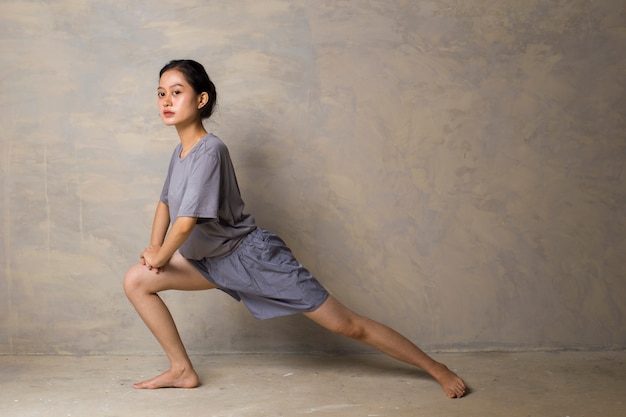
[{"x1": 1, "y1": 0, "x2": 624, "y2": 355}]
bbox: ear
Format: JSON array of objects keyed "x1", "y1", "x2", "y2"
[{"x1": 198, "y1": 92, "x2": 209, "y2": 109}]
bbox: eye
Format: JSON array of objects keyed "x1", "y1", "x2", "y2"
[
  {"x1": 157, "y1": 91, "x2": 165, "y2": 98},
  {"x1": 172, "y1": 90, "x2": 181, "y2": 95}
]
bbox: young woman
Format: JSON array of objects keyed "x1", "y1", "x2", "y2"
[{"x1": 123, "y1": 59, "x2": 466, "y2": 398}]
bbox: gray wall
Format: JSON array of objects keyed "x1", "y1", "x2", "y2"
[{"x1": 1, "y1": 0, "x2": 624, "y2": 355}]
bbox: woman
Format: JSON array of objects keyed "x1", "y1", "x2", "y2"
[{"x1": 123, "y1": 59, "x2": 466, "y2": 398}]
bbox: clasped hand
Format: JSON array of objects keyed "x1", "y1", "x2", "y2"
[{"x1": 140, "y1": 245, "x2": 166, "y2": 273}]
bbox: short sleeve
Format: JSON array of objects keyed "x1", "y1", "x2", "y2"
[
  {"x1": 176, "y1": 153, "x2": 221, "y2": 219},
  {"x1": 159, "y1": 161, "x2": 174, "y2": 205}
]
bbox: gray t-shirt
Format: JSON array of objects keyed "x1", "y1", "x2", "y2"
[{"x1": 160, "y1": 133, "x2": 256, "y2": 259}]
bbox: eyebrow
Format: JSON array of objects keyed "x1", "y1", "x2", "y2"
[{"x1": 157, "y1": 83, "x2": 185, "y2": 90}]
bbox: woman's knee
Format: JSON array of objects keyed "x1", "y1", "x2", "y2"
[
  {"x1": 123, "y1": 264, "x2": 148, "y2": 297},
  {"x1": 331, "y1": 316, "x2": 367, "y2": 341},
  {"x1": 307, "y1": 297, "x2": 368, "y2": 340}
]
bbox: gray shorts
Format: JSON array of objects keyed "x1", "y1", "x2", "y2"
[{"x1": 189, "y1": 227, "x2": 329, "y2": 319}]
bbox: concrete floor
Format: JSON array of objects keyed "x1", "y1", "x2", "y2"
[{"x1": 1, "y1": 351, "x2": 624, "y2": 417}]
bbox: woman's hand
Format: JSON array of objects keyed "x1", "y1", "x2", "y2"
[
  {"x1": 140, "y1": 245, "x2": 167, "y2": 273},
  {"x1": 139, "y1": 216, "x2": 196, "y2": 274}
]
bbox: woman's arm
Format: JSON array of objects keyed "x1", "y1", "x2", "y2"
[
  {"x1": 150, "y1": 201, "x2": 171, "y2": 247},
  {"x1": 142, "y1": 214, "x2": 197, "y2": 271},
  {"x1": 141, "y1": 201, "x2": 197, "y2": 272}
]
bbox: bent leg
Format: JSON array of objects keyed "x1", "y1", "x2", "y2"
[
  {"x1": 123, "y1": 252, "x2": 217, "y2": 389},
  {"x1": 304, "y1": 295, "x2": 466, "y2": 398}
]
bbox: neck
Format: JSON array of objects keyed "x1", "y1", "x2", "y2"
[{"x1": 176, "y1": 123, "x2": 207, "y2": 149}]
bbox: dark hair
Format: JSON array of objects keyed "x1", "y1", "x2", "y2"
[{"x1": 159, "y1": 59, "x2": 217, "y2": 120}]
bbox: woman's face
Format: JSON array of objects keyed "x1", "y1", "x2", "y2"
[{"x1": 157, "y1": 69, "x2": 204, "y2": 127}]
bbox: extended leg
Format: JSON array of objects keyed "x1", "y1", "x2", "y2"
[
  {"x1": 304, "y1": 295, "x2": 466, "y2": 398},
  {"x1": 123, "y1": 252, "x2": 217, "y2": 389}
]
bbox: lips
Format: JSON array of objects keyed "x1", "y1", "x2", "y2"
[{"x1": 163, "y1": 111, "x2": 175, "y2": 117}]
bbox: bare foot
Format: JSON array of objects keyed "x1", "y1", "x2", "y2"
[
  {"x1": 133, "y1": 367, "x2": 199, "y2": 389},
  {"x1": 430, "y1": 363, "x2": 466, "y2": 398}
]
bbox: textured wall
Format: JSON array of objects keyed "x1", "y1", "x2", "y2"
[{"x1": 1, "y1": 0, "x2": 625, "y2": 355}]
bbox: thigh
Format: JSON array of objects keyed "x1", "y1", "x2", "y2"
[
  {"x1": 303, "y1": 295, "x2": 362, "y2": 333},
  {"x1": 127, "y1": 252, "x2": 218, "y2": 293}
]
